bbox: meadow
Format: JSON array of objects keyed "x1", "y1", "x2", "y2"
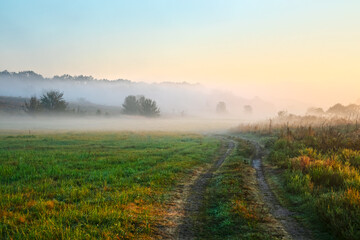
[
  {"x1": 196, "y1": 139, "x2": 285, "y2": 240},
  {"x1": 0, "y1": 132, "x2": 220, "y2": 239},
  {"x1": 234, "y1": 124, "x2": 360, "y2": 240}
]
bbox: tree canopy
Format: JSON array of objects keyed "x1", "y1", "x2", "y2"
[
  {"x1": 24, "y1": 90, "x2": 67, "y2": 115},
  {"x1": 122, "y1": 95, "x2": 160, "y2": 117},
  {"x1": 24, "y1": 96, "x2": 42, "y2": 114},
  {"x1": 40, "y1": 90, "x2": 67, "y2": 112}
]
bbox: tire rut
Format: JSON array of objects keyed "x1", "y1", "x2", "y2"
[
  {"x1": 250, "y1": 140, "x2": 312, "y2": 240},
  {"x1": 176, "y1": 139, "x2": 235, "y2": 240}
]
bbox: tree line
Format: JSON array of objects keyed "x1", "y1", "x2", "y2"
[
  {"x1": 24, "y1": 90, "x2": 160, "y2": 117},
  {"x1": 25, "y1": 91, "x2": 67, "y2": 114}
]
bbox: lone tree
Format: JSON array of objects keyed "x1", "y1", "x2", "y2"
[
  {"x1": 24, "y1": 96, "x2": 42, "y2": 114},
  {"x1": 138, "y1": 96, "x2": 160, "y2": 117},
  {"x1": 40, "y1": 90, "x2": 67, "y2": 112},
  {"x1": 216, "y1": 101, "x2": 227, "y2": 114},
  {"x1": 122, "y1": 95, "x2": 160, "y2": 117},
  {"x1": 122, "y1": 95, "x2": 139, "y2": 115},
  {"x1": 244, "y1": 105, "x2": 253, "y2": 114}
]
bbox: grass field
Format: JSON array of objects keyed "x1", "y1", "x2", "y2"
[
  {"x1": 236, "y1": 125, "x2": 360, "y2": 240},
  {"x1": 0, "y1": 132, "x2": 220, "y2": 239},
  {"x1": 195, "y1": 139, "x2": 284, "y2": 240}
]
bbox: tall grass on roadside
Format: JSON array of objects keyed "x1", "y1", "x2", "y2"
[{"x1": 266, "y1": 127, "x2": 360, "y2": 240}]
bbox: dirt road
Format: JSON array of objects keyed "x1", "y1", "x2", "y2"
[
  {"x1": 176, "y1": 139, "x2": 235, "y2": 240},
  {"x1": 161, "y1": 137, "x2": 311, "y2": 240},
  {"x1": 251, "y1": 140, "x2": 312, "y2": 240}
]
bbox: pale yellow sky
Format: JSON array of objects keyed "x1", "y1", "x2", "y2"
[{"x1": 1, "y1": 1, "x2": 360, "y2": 108}]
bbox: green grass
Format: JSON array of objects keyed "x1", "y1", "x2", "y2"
[
  {"x1": 262, "y1": 128, "x2": 360, "y2": 240},
  {"x1": 0, "y1": 132, "x2": 220, "y2": 239},
  {"x1": 196, "y1": 138, "x2": 280, "y2": 240}
]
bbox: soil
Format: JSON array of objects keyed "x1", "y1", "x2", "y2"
[
  {"x1": 159, "y1": 136, "x2": 312, "y2": 240},
  {"x1": 251, "y1": 140, "x2": 312, "y2": 240},
  {"x1": 176, "y1": 140, "x2": 235, "y2": 240},
  {"x1": 158, "y1": 139, "x2": 235, "y2": 240}
]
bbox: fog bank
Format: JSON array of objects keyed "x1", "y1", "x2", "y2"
[
  {"x1": 0, "y1": 115, "x2": 245, "y2": 134},
  {"x1": 0, "y1": 71, "x2": 276, "y2": 119}
]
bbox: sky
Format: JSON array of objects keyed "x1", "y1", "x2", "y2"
[{"x1": 1, "y1": 0, "x2": 360, "y2": 108}]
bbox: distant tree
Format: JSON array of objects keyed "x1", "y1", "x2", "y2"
[
  {"x1": 40, "y1": 90, "x2": 67, "y2": 112},
  {"x1": 306, "y1": 107, "x2": 324, "y2": 116},
  {"x1": 216, "y1": 101, "x2": 227, "y2": 114},
  {"x1": 122, "y1": 95, "x2": 160, "y2": 117},
  {"x1": 96, "y1": 109, "x2": 101, "y2": 115},
  {"x1": 278, "y1": 110, "x2": 288, "y2": 117},
  {"x1": 24, "y1": 96, "x2": 42, "y2": 114},
  {"x1": 122, "y1": 95, "x2": 140, "y2": 115},
  {"x1": 244, "y1": 105, "x2": 253, "y2": 114},
  {"x1": 138, "y1": 96, "x2": 160, "y2": 117}
]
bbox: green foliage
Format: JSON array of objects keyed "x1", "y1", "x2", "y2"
[
  {"x1": 267, "y1": 139, "x2": 303, "y2": 167},
  {"x1": 24, "y1": 91, "x2": 68, "y2": 115},
  {"x1": 122, "y1": 95, "x2": 139, "y2": 115},
  {"x1": 236, "y1": 140, "x2": 256, "y2": 160},
  {"x1": 316, "y1": 189, "x2": 360, "y2": 240},
  {"x1": 0, "y1": 132, "x2": 219, "y2": 239},
  {"x1": 137, "y1": 96, "x2": 160, "y2": 117},
  {"x1": 197, "y1": 139, "x2": 279, "y2": 240},
  {"x1": 267, "y1": 127, "x2": 360, "y2": 240},
  {"x1": 24, "y1": 96, "x2": 42, "y2": 114},
  {"x1": 122, "y1": 95, "x2": 160, "y2": 117},
  {"x1": 284, "y1": 170, "x2": 312, "y2": 195},
  {"x1": 338, "y1": 149, "x2": 360, "y2": 169},
  {"x1": 40, "y1": 90, "x2": 67, "y2": 112}
]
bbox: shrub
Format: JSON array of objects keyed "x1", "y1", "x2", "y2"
[
  {"x1": 316, "y1": 189, "x2": 360, "y2": 240},
  {"x1": 24, "y1": 96, "x2": 42, "y2": 114},
  {"x1": 338, "y1": 149, "x2": 360, "y2": 169},
  {"x1": 284, "y1": 170, "x2": 313, "y2": 195}
]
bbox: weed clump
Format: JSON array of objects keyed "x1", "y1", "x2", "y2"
[{"x1": 266, "y1": 126, "x2": 360, "y2": 240}]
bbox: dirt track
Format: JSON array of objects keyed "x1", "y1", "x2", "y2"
[
  {"x1": 161, "y1": 137, "x2": 312, "y2": 240},
  {"x1": 251, "y1": 140, "x2": 312, "y2": 240},
  {"x1": 176, "y1": 139, "x2": 235, "y2": 240}
]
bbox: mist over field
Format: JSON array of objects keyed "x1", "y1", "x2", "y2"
[
  {"x1": 2, "y1": 70, "x2": 360, "y2": 133},
  {"x1": 0, "y1": 70, "x2": 261, "y2": 132},
  {"x1": 2, "y1": 1, "x2": 360, "y2": 239}
]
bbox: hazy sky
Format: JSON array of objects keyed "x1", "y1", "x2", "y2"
[{"x1": 1, "y1": 0, "x2": 360, "y2": 107}]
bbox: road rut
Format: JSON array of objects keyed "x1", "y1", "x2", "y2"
[{"x1": 176, "y1": 139, "x2": 235, "y2": 240}]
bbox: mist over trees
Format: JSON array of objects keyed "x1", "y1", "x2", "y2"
[
  {"x1": 24, "y1": 96, "x2": 42, "y2": 114},
  {"x1": 23, "y1": 91, "x2": 161, "y2": 117},
  {"x1": 122, "y1": 95, "x2": 160, "y2": 117},
  {"x1": 306, "y1": 103, "x2": 360, "y2": 119},
  {"x1": 122, "y1": 96, "x2": 140, "y2": 115},
  {"x1": 0, "y1": 70, "x2": 276, "y2": 118},
  {"x1": 306, "y1": 107, "x2": 325, "y2": 116},
  {"x1": 216, "y1": 101, "x2": 227, "y2": 114},
  {"x1": 24, "y1": 90, "x2": 68, "y2": 114},
  {"x1": 40, "y1": 91, "x2": 67, "y2": 112},
  {"x1": 244, "y1": 105, "x2": 253, "y2": 114}
]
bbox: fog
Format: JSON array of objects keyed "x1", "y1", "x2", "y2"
[
  {"x1": 0, "y1": 115, "x2": 247, "y2": 134},
  {"x1": 1, "y1": 71, "x2": 360, "y2": 133},
  {"x1": 0, "y1": 71, "x2": 276, "y2": 120}
]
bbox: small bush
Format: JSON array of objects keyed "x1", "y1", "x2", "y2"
[
  {"x1": 284, "y1": 169, "x2": 313, "y2": 195},
  {"x1": 316, "y1": 189, "x2": 360, "y2": 240}
]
